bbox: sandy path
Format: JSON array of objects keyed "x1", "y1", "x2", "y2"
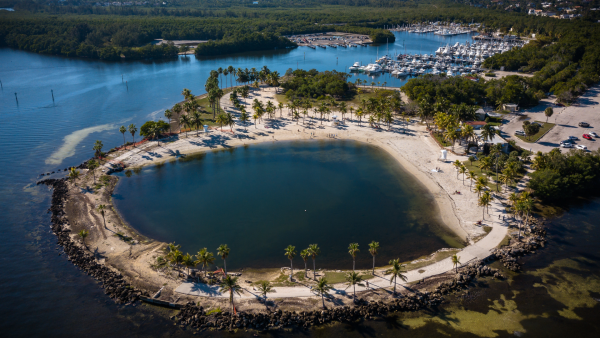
[{"x1": 111, "y1": 85, "x2": 509, "y2": 299}]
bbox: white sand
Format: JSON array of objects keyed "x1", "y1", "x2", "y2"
[{"x1": 110, "y1": 85, "x2": 510, "y2": 297}]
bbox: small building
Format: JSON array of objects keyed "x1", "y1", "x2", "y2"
[
  {"x1": 475, "y1": 108, "x2": 487, "y2": 121},
  {"x1": 502, "y1": 103, "x2": 519, "y2": 113}
]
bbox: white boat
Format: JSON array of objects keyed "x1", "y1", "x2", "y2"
[{"x1": 349, "y1": 62, "x2": 361, "y2": 71}]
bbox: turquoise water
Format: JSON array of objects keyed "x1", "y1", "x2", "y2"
[{"x1": 114, "y1": 140, "x2": 460, "y2": 270}]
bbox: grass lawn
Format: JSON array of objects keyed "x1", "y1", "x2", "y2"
[
  {"x1": 515, "y1": 121, "x2": 555, "y2": 143},
  {"x1": 462, "y1": 159, "x2": 523, "y2": 190},
  {"x1": 275, "y1": 88, "x2": 397, "y2": 108},
  {"x1": 432, "y1": 132, "x2": 451, "y2": 147},
  {"x1": 323, "y1": 271, "x2": 374, "y2": 284}
]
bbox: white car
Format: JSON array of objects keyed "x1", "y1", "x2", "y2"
[
  {"x1": 591, "y1": 132, "x2": 599, "y2": 138},
  {"x1": 576, "y1": 145, "x2": 587, "y2": 150},
  {"x1": 515, "y1": 130, "x2": 526, "y2": 136},
  {"x1": 560, "y1": 143, "x2": 574, "y2": 148}
]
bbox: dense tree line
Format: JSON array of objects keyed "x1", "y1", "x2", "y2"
[
  {"x1": 483, "y1": 19, "x2": 600, "y2": 103},
  {"x1": 195, "y1": 32, "x2": 295, "y2": 56},
  {"x1": 402, "y1": 74, "x2": 539, "y2": 109},
  {"x1": 528, "y1": 149, "x2": 600, "y2": 202},
  {"x1": 281, "y1": 69, "x2": 354, "y2": 98}
]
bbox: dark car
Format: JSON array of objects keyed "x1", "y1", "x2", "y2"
[
  {"x1": 579, "y1": 122, "x2": 590, "y2": 127},
  {"x1": 583, "y1": 134, "x2": 593, "y2": 140}
]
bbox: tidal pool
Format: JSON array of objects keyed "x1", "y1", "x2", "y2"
[{"x1": 113, "y1": 140, "x2": 462, "y2": 269}]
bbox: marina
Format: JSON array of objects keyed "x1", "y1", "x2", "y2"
[{"x1": 348, "y1": 39, "x2": 526, "y2": 77}]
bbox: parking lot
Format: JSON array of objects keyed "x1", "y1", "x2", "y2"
[{"x1": 500, "y1": 85, "x2": 600, "y2": 153}]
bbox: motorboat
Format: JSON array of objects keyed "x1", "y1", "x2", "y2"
[{"x1": 349, "y1": 62, "x2": 361, "y2": 71}]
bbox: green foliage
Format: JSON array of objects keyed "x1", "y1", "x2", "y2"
[
  {"x1": 281, "y1": 69, "x2": 353, "y2": 98},
  {"x1": 139, "y1": 120, "x2": 170, "y2": 138},
  {"x1": 206, "y1": 307, "x2": 222, "y2": 315},
  {"x1": 196, "y1": 32, "x2": 295, "y2": 56},
  {"x1": 402, "y1": 75, "x2": 486, "y2": 106},
  {"x1": 529, "y1": 149, "x2": 600, "y2": 202}
]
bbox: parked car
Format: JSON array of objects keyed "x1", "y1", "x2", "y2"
[
  {"x1": 560, "y1": 139, "x2": 574, "y2": 145},
  {"x1": 591, "y1": 132, "x2": 599, "y2": 138},
  {"x1": 579, "y1": 122, "x2": 590, "y2": 127},
  {"x1": 576, "y1": 145, "x2": 588, "y2": 150},
  {"x1": 583, "y1": 134, "x2": 593, "y2": 140},
  {"x1": 569, "y1": 136, "x2": 579, "y2": 140},
  {"x1": 514, "y1": 130, "x2": 526, "y2": 136},
  {"x1": 560, "y1": 143, "x2": 574, "y2": 148}
]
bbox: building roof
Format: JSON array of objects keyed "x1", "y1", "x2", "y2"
[{"x1": 466, "y1": 121, "x2": 487, "y2": 126}]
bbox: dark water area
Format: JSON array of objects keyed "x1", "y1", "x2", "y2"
[
  {"x1": 113, "y1": 140, "x2": 459, "y2": 270},
  {"x1": 0, "y1": 29, "x2": 598, "y2": 337}
]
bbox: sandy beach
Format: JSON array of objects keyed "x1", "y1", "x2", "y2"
[{"x1": 67, "y1": 84, "x2": 511, "y2": 308}]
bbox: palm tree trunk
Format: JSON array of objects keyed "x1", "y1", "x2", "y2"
[
  {"x1": 353, "y1": 258, "x2": 355, "y2": 271},
  {"x1": 289, "y1": 260, "x2": 293, "y2": 281},
  {"x1": 313, "y1": 259, "x2": 316, "y2": 281},
  {"x1": 224, "y1": 259, "x2": 227, "y2": 275},
  {"x1": 372, "y1": 256, "x2": 375, "y2": 275},
  {"x1": 321, "y1": 294, "x2": 325, "y2": 308}
]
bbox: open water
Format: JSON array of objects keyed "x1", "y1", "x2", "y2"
[{"x1": 1, "y1": 30, "x2": 599, "y2": 337}]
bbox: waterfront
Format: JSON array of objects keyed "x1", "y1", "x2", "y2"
[{"x1": 0, "y1": 29, "x2": 599, "y2": 336}]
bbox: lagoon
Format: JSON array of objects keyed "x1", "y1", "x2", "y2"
[{"x1": 113, "y1": 140, "x2": 461, "y2": 270}]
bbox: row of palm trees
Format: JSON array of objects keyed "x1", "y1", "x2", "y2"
[{"x1": 156, "y1": 243, "x2": 231, "y2": 277}]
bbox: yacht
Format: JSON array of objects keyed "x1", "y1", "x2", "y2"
[{"x1": 349, "y1": 62, "x2": 361, "y2": 71}]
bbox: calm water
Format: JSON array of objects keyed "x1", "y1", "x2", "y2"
[
  {"x1": 1, "y1": 29, "x2": 598, "y2": 337},
  {"x1": 113, "y1": 140, "x2": 458, "y2": 270}
]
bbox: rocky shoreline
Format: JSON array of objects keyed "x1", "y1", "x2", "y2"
[
  {"x1": 39, "y1": 177, "x2": 150, "y2": 304},
  {"x1": 39, "y1": 166, "x2": 547, "y2": 332}
]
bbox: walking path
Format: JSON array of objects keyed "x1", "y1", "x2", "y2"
[{"x1": 111, "y1": 85, "x2": 510, "y2": 301}]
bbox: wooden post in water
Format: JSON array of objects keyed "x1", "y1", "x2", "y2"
[
  {"x1": 126, "y1": 81, "x2": 128, "y2": 91},
  {"x1": 0, "y1": 78, "x2": 3, "y2": 90},
  {"x1": 122, "y1": 74, "x2": 123, "y2": 83},
  {"x1": 51, "y1": 89, "x2": 54, "y2": 102},
  {"x1": 15, "y1": 92, "x2": 18, "y2": 105}
]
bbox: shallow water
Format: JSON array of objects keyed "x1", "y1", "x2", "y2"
[{"x1": 113, "y1": 140, "x2": 460, "y2": 270}]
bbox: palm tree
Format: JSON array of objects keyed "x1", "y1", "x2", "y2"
[
  {"x1": 182, "y1": 253, "x2": 197, "y2": 276},
  {"x1": 451, "y1": 253, "x2": 461, "y2": 273},
  {"x1": 284, "y1": 245, "x2": 296, "y2": 281},
  {"x1": 313, "y1": 277, "x2": 333, "y2": 309},
  {"x1": 345, "y1": 271, "x2": 364, "y2": 302},
  {"x1": 219, "y1": 275, "x2": 242, "y2": 324},
  {"x1": 225, "y1": 112, "x2": 235, "y2": 132},
  {"x1": 182, "y1": 88, "x2": 192, "y2": 101},
  {"x1": 97, "y1": 204, "x2": 106, "y2": 229},
  {"x1": 278, "y1": 102, "x2": 284, "y2": 118},
  {"x1": 119, "y1": 125, "x2": 127, "y2": 146},
  {"x1": 356, "y1": 108, "x2": 364, "y2": 126},
  {"x1": 453, "y1": 160, "x2": 462, "y2": 179},
  {"x1": 256, "y1": 280, "x2": 274, "y2": 310},
  {"x1": 467, "y1": 171, "x2": 477, "y2": 191},
  {"x1": 164, "y1": 109, "x2": 173, "y2": 133},
  {"x1": 478, "y1": 193, "x2": 491, "y2": 219},
  {"x1": 217, "y1": 244, "x2": 230, "y2": 275},
  {"x1": 227, "y1": 65, "x2": 235, "y2": 88},
  {"x1": 87, "y1": 159, "x2": 98, "y2": 185},
  {"x1": 388, "y1": 258, "x2": 407, "y2": 297},
  {"x1": 93, "y1": 140, "x2": 103, "y2": 159},
  {"x1": 300, "y1": 249, "x2": 310, "y2": 278},
  {"x1": 459, "y1": 165, "x2": 467, "y2": 184},
  {"x1": 78, "y1": 229, "x2": 89, "y2": 249},
  {"x1": 348, "y1": 243, "x2": 360, "y2": 271},
  {"x1": 196, "y1": 248, "x2": 215, "y2": 277},
  {"x1": 128, "y1": 124, "x2": 137, "y2": 145},
  {"x1": 216, "y1": 114, "x2": 227, "y2": 132},
  {"x1": 190, "y1": 111, "x2": 204, "y2": 136},
  {"x1": 68, "y1": 167, "x2": 80, "y2": 184},
  {"x1": 308, "y1": 244, "x2": 320, "y2": 281},
  {"x1": 368, "y1": 241, "x2": 379, "y2": 275},
  {"x1": 179, "y1": 114, "x2": 191, "y2": 138},
  {"x1": 239, "y1": 110, "x2": 249, "y2": 131}
]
